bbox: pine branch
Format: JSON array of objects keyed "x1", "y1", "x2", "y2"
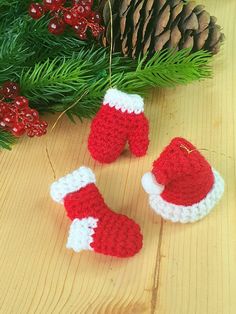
[
  {"x1": 0, "y1": 0, "x2": 32, "y2": 17},
  {"x1": 18, "y1": 48, "x2": 212, "y2": 118},
  {"x1": 0, "y1": 130, "x2": 17, "y2": 150},
  {"x1": 116, "y1": 49, "x2": 212, "y2": 93},
  {"x1": 0, "y1": 16, "x2": 33, "y2": 82},
  {"x1": 19, "y1": 47, "x2": 132, "y2": 115},
  {"x1": 0, "y1": 12, "x2": 103, "y2": 84},
  {"x1": 0, "y1": 30, "x2": 33, "y2": 82},
  {"x1": 22, "y1": 17, "x2": 91, "y2": 61}
]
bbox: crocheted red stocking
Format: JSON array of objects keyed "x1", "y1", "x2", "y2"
[
  {"x1": 88, "y1": 88, "x2": 149, "y2": 163},
  {"x1": 50, "y1": 167, "x2": 143, "y2": 258}
]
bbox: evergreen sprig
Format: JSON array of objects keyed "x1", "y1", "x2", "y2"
[
  {"x1": 18, "y1": 47, "x2": 212, "y2": 118},
  {"x1": 116, "y1": 49, "x2": 212, "y2": 92},
  {"x1": 0, "y1": 130, "x2": 17, "y2": 150}
]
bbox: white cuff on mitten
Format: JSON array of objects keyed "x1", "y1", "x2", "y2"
[{"x1": 103, "y1": 88, "x2": 144, "y2": 114}]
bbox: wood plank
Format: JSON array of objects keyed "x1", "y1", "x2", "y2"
[{"x1": 0, "y1": 0, "x2": 235, "y2": 313}]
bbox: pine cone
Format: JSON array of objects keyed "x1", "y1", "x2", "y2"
[{"x1": 100, "y1": 0, "x2": 224, "y2": 58}]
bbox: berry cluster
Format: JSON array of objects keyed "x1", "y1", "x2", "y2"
[
  {"x1": 29, "y1": 0, "x2": 104, "y2": 40},
  {"x1": 0, "y1": 82, "x2": 48, "y2": 137}
]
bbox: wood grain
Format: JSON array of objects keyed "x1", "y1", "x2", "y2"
[{"x1": 0, "y1": 0, "x2": 235, "y2": 313}]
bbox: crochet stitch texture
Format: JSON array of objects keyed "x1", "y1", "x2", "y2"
[
  {"x1": 51, "y1": 167, "x2": 143, "y2": 257},
  {"x1": 142, "y1": 137, "x2": 224, "y2": 223},
  {"x1": 153, "y1": 137, "x2": 215, "y2": 206},
  {"x1": 88, "y1": 88, "x2": 149, "y2": 163}
]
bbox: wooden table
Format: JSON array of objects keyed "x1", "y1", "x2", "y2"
[{"x1": 0, "y1": 1, "x2": 235, "y2": 313}]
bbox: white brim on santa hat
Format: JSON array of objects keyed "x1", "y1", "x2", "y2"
[
  {"x1": 50, "y1": 167, "x2": 96, "y2": 204},
  {"x1": 143, "y1": 169, "x2": 224, "y2": 223},
  {"x1": 103, "y1": 88, "x2": 144, "y2": 114}
]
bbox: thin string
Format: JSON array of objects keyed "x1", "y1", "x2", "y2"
[
  {"x1": 180, "y1": 144, "x2": 233, "y2": 160},
  {"x1": 107, "y1": 0, "x2": 113, "y2": 87},
  {"x1": 45, "y1": 90, "x2": 89, "y2": 179},
  {"x1": 50, "y1": 89, "x2": 89, "y2": 132},
  {"x1": 180, "y1": 144, "x2": 194, "y2": 154},
  {"x1": 45, "y1": 143, "x2": 56, "y2": 179}
]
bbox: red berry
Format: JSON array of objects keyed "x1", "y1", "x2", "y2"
[
  {"x1": 40, "y1": 121, "x2": 48, "y2": 127},
  {"x1": 84, "y1": 5, "x2": 92, "y2": 16},
  {"x1": 91, "y1": 29, "x2": 100, "y2": 37},
  {"x1": 3, "y1": 114, "x2": 15, "y2": 127},
  {"x1": 89, "y1": 11, "x2": 101, "y2": 23},
  {"x1": 2, "y1": 82, "x2": 20, "y2": 99},
  {"x1": 77, "y1": 32, "x2": 87, "y2": 40},
  {"x1": 88, "y1": 22, "x2": 104, "y2": 38},
  {"x1": 73, "y1": 19, "x2": 87, "y2": 33},
  {"x1": 48, "y1": 17, "x2": 66, "y2": 35},
  {"x1": 63, "y1": 10, "x2": 79, "y2": 26},
  {"x1": 11, "y1": 124, "x2": 25, "y2": 137},
  {"x1": 26, "y1": 120, "x2": 48, "y2": 137},
  {"x1": 43, "y1": 0, "x2": 65, "y2": 11},
  {"x1": 75, "y1": 5, "x2": 91, "y2": 17},
  {"x1": 31, "y1": 110, "x2": 39, "y2": 121},
  {"x1": 28, "y1": 3, "x2": 45, "y2": 19},
  {"x1": 0, "y1": 103, "x2": 7, "y2": 115},
  {"x1": 0, "y1": 87, "x2": 47, "y2": 138},
  {"x1": 24, "y1": 109, "x2": 39, "y2": 123},
  {"x1": 14, "y1": 96, "x2": 29, "y2": 109},
  {"x1": 76, "y1": 0, "x2": 93, "y2": 6},
  {"x1": 76, "y1": 5, "x2": 85, "y2": 16}
]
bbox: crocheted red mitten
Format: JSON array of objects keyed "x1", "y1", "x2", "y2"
[
  {"x1": 50, "y1": 167, "x2": 143, "y2": 258},
  {"x1": 142, "y1": 137, "x2": 225, "y2": 223},
  {"x1": 88, "y1": 88, "x2": 149, "y2": 163}
]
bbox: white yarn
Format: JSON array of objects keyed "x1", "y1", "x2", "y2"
[
  {"x1": 147, "y1": 169, "x2": 224, "y2": 223},
  {"x1": 103, "y1": 88, "x2": 144, "y2": 114},
  {"x1": 66, "y1": 217, "x2": 98, "y2": 252},
  {"x1": 141, "y1": 172, "x2": 164, "y2": 195},
  {"x1": 50, "y1": 166, "x2": 96, "y2": 204}
]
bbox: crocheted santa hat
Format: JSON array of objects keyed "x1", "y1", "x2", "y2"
[
  {"x1": 50, "y1": 167, "x2": 143, "y2": 257},
  {"x1": 142, "y1": 137, "x2": 224, "y2": 223}
]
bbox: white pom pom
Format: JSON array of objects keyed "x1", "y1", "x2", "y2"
[{"x1": 141, "y1": 172, "x2": 164, "y2": 195}]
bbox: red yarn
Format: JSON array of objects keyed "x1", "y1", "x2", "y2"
[
  {"x1": 88, "y1": 105, "x2": 149, "y2": 163},
  {"x1": 64, "y1": 183, "x2": 143, "y2": 257},
  {"x1": 152, "y1": 137, "x2": 214, "y2": 206}
]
